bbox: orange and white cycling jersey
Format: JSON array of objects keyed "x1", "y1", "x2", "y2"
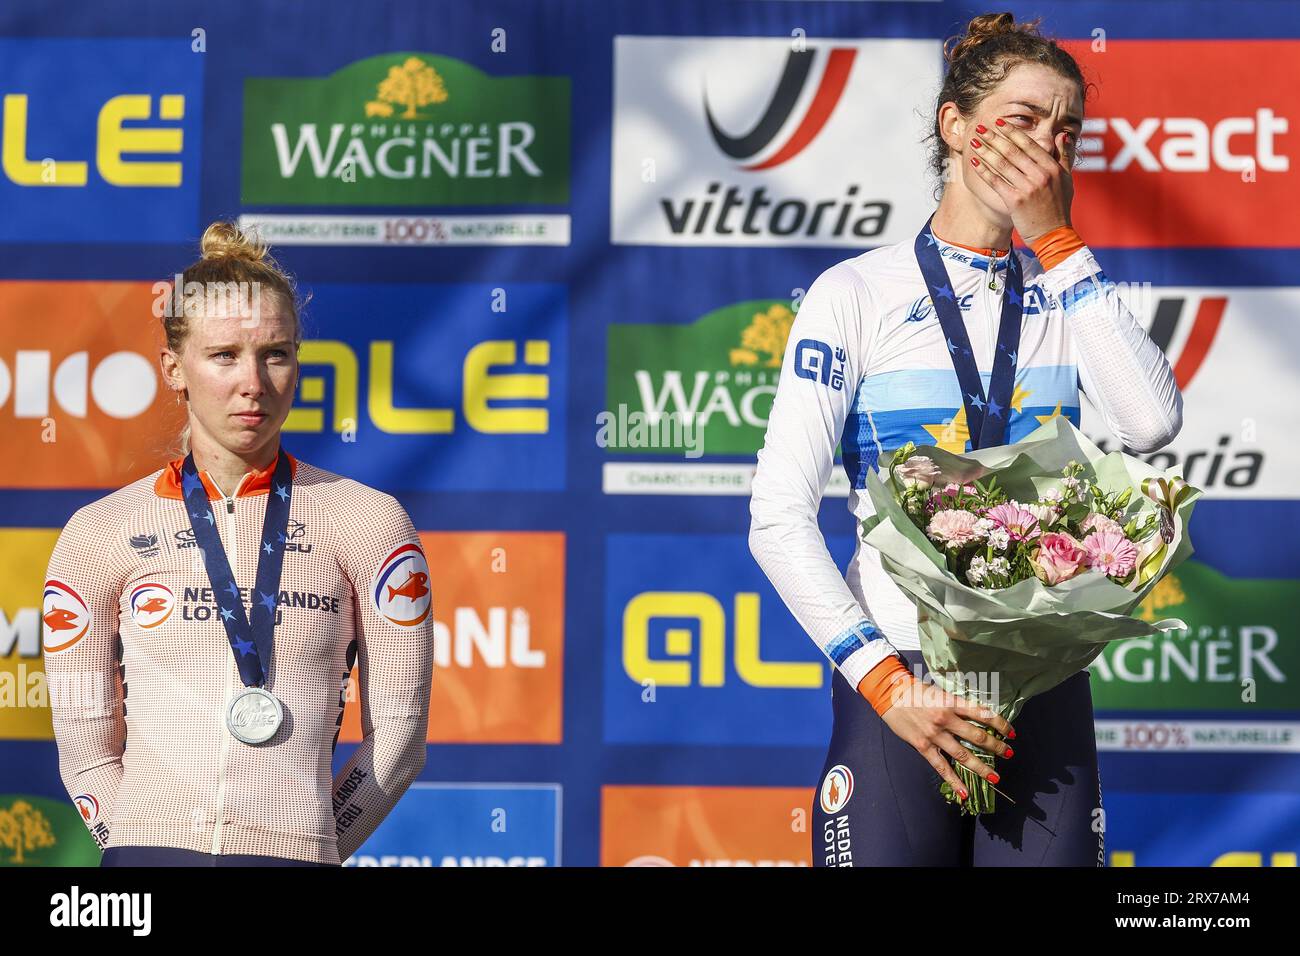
[{"x1": 42, "y1": 449, "x2": 434, "y2": 865}]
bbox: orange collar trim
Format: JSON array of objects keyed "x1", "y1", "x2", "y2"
[
  {"x1": 154, "y1": 452, "x2": 300, "y2": 501},
  {"x1": 932, "y1": 227, "x2": 1009, "y2": 258}
]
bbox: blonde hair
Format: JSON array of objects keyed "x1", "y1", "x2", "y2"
[{"x1": 163, "y1": 221, "x2": 307, "y2": 456}]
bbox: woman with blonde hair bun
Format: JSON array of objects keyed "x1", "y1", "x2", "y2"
[
  {"x1": 750, "y1": 12, "x2": 1183, "y2": 866},
  {"x1": 42, "y1": 221, "x2": 435, "y2": 867}
]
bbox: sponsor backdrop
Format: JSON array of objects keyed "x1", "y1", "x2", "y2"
[{"x1": 0, "y1": 0, "x2": 1296, "y2": 868}]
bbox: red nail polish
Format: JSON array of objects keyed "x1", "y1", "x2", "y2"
[
  {"x1": 1008, "y1": 727, "x2": 1016, "y2": 739},
  {"x1": 995, "y1": 117, "x2": 1006, "y2": 126},
  {"x1": 988, "y1": 772, "x2": 1000, "y2": 785},
  {"x1": 970, "y1": 138, "x2": 981, "y2": 148},
  {"x1": 970, "y1": 157, "x2": 980, "y2": 166},
  {"x1": 976, "y1": 124, "x2": 987, "y2": 134},
  {"x1": 958, "y1": 789, "x2": 968, "y2": 801},
  {"x1": 1004, "y1": 747, "x2": 1014, "y2": 758}
]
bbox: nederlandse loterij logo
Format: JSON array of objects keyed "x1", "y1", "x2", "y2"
[
  {"x1": 819, "y1": 765, "x2": 854, "y2": 814},
  {"x1": 241, "y1": 52, "x2": 570, "y2": 206},
  {"x1": 604, "y1": 301, "x2": 794, "y2": 456}
]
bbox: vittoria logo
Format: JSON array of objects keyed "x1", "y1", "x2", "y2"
[
  {"x1": 129, "y1": 532, "x2": 161, "y2": 558},
  {"x1": 128, "y1": 582, "x2": 175, "y2": 629},
  {"x1": 42, "y1": 580, "x2": 90, "y2": 653},
  {"x1": 705, "y1": 47, "x2": 855, "y2": 171},
  {"x1": 611, "y1": 37, "x2": 938, "y2": 247},
  {"x1": 819, "y1": 764, "x2": 853, "y2": 814},
  {"x1": 370, "y1": 542, "x2": 433, "y2": 628}
]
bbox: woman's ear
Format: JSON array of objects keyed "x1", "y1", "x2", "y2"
[{"x1": 160, "y1": 348, "x2": 189, "y2": 395}]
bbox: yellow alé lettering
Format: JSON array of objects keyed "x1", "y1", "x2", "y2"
[
  {"x1": 369, "y1": 341, "x2": 453, "y2": 433},
  {"x1": 464, "y1": 339, "x2": 549, "y2": 433},
  {"x1": 3, "y1": 94, "x2": 87, "y2": 185},
  {"x1": 97, "y1": 94, "x2": 184, "y2": 186}
]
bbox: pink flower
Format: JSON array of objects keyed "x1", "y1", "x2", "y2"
[
  {"x1": 984, "y1": 502, "x2": 1043, "y2": 542},
  {"x1": 926, "y1": 509, "x2": 983, "y2": 548},
  {"x1": 1080, "y1": 512, "x2": 1125, "y2": 538},
  {"x1": 927, "y1": 482, "x2": 980, "y2": 510},
  {"x1": 1079, "y1": 529, "x2": 1139, "y2": 578},
  {"x1": 1030, "y1": 532, "x2": 1087, "y2": 585}
]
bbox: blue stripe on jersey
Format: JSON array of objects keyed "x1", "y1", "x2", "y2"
[
  {"x1": 825, "y1": 621, "x2": 881, "y2": 666},
  {"x1": 841, "y1": 365, "x2": 1081, "y2": 489},
  {"x1": 856, "y1": 365, "x2": 1078, "y2": 411},
  {"x1": 1059, "y1": 270, "x2": 1114, "y2": 312}
]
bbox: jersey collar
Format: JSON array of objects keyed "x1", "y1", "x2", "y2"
[
  {"x1": 154, "y1": 451, "x2": 299, "y2": 501},
  {"x1": 933, "y1": 233, "x2": 1011, "y2": 272}
]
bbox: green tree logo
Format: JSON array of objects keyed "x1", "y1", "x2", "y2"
[
  {"x1": 0, "y1": 800, "x2": 56, "y2": 864},
  {"x1": 730, "y1": 304, "x2": 794, "y2": 367},
  {"x1": 1136, "y1": 573, "x2": 1186, "y2": 622},
  {"x1": 366, "y1": 56, "x2": 449, "y2": 119}
]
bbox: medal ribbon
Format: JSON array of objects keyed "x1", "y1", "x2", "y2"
[
  {"x1": 914, "y1": 213, "x2": 1025, "y2": 450},
  {"x1": 181, "y1": 449, "x2": 293, "y2": 687}
]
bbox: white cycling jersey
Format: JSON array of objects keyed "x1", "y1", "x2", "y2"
[{"x1": 749, "y1": 222, "x2": 1184, "y2": 690}]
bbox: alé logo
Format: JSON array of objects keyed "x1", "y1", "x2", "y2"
[
  {"x1": 606, "y1": 300, "x2": 794, "y2": 456},
  {"x1": 242, "y1": 52, "x2": 570, "y2": 206},
  {"x1": 0, "y1": 38, "x2": 201, "y2": 242}
]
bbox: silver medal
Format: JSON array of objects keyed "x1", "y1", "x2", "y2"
[{"x1": 226, "y1": 686, "x2": 283, "y2": 745}]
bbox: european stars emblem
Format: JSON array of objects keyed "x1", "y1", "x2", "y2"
[
  {"x1": 274, "y1": 483, "x2": 289, "y2": 502},
  {"x1": 259, "y1": 591, "x2": 278, "y2": 613},
  {"x1": 225, "y1": 581, "x2": 240, "y2": 599},
  {"x1": 967, "y1": 393, "x2": 987, "y2": 411},
  {"x1": 234, "y1": 636, "x2": 256, "y2": 657},
  {"x1": 263, "y1": 540, "x2": 274, "y2": 555},
  {"x1": 934, "y1": 284, "x2": 957, "y2": 302},
  {"x1": 220, "y1": 607, "x2": 235, "y2": 622},
  {"x1": 987, "y1": 398, "x2": 1004, "y2": 417}
]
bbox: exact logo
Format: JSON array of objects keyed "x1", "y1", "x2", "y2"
[
  {"x1": 128, "y1": 582, "x2": 175, "y2": 630},
  {"x1": 819, "y1": 764, "x2": 854, "y2": 814},
  {"x1": 371, "y1": 542, "x2": 432, "y2": 628},
  {"x1": 42, "y1": 580, "x2": 90, "y2": 653}
]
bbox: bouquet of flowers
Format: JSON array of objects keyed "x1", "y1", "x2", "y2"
[{"x1": 859, "y1": 414, "x2": 1199, "y2": 814}]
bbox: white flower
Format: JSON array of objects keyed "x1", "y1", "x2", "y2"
[
  {"x1": 896, "y1": 455, "x2": 944, "y2": 490},
  {"x1": 987, "y1": 527, "x2": 1011, "y2": 551},
  {"x1": 1042, "y1": 487, "x2": 1065, "y2": 504},
  {"x1": 1023, "y1": 502, "x2": 1060, "y2": 526},
  {"x1": 967, "y1": 556, "x2": 989, "y2": 583},
  {"x1": 989, "y1": 556, "x2": 1010, "y2": 574}
]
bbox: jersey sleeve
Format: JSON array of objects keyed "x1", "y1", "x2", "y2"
[
  {"x1": 749, "y1": 262, "x2": 903, "y2": 691},
  {"x1": 1036, "y1": 246, "x2": 1184, "y2": 453},
  {"x1": 42, "y1": 501, "x2": 127, "y2": 851},
  {"x1": 331, "y1": 493, "x2": 433, "y2": 862}
]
